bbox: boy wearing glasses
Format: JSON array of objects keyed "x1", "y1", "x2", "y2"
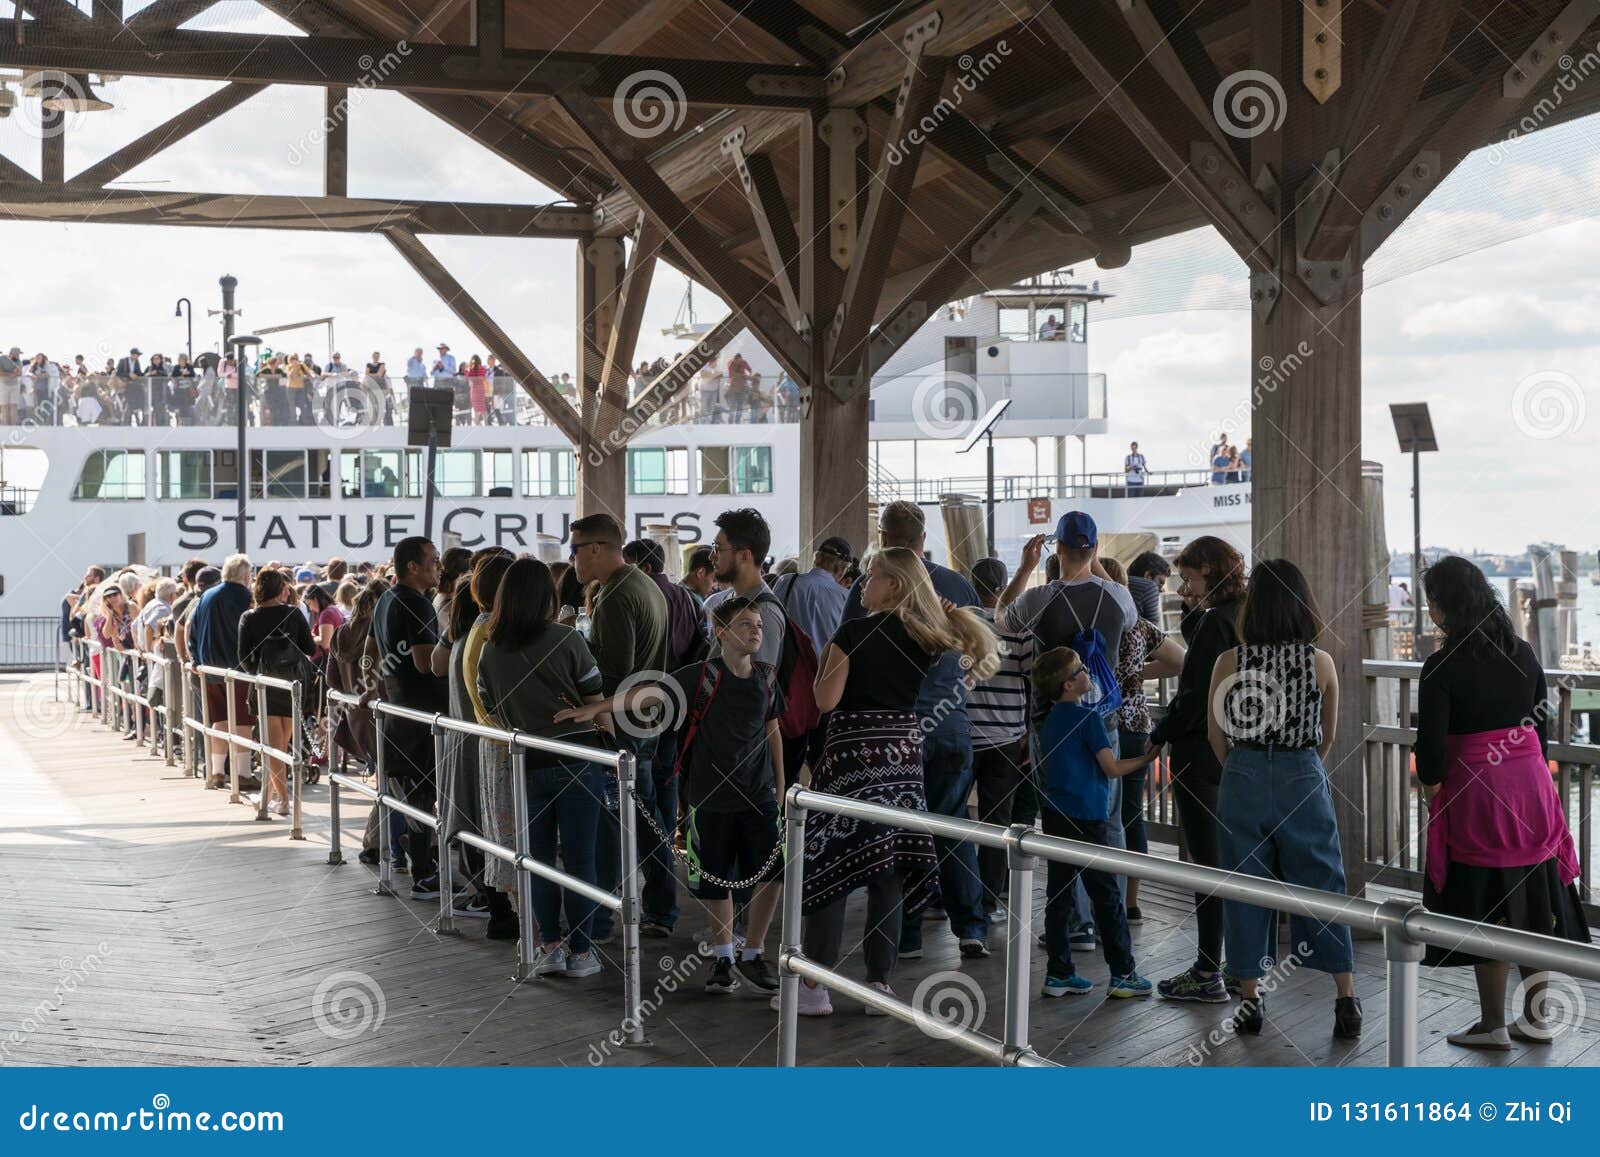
[{"x1": 1032, "y1": 645, "x2": 1158, "y2": 999}]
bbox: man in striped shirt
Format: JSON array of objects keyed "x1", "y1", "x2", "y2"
[{"x1": 967, "y1": 557, "x2": 1036, "y2": 918}]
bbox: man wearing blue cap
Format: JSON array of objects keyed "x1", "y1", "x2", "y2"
[{"x1": 998, "y1": 511, "x2": 1140, "y2": 951}]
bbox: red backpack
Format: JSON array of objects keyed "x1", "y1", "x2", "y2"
[{"x1": 752, "y1": 587, "x2": 821, "y2": 740}]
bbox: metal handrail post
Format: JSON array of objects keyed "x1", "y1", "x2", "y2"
[
  {"x1": 100, "y1": 646, "x2": 111, "y2": 726},
  {"x1": 617, "y1": 749, "x2": 645, "y2": 1044},
  {"x1": 289, "y1": 681, "x2": 305, "y2": 841},
  {"x1": 326, "y1": 695, "x2": 344, "y2": 865},
  {"x1": 226, "y1": 671, "x2": 243, "y2": 804},
  {"x1": 1381, "y1": 899, "x2": 1425, "y2": 1067},
  {"x1": 374, "y1": 712, "x2": 395, "y2": 895},
  {"x1": 163, "y1": 658, "x2": 177, "y2": 767},
  {"x1": 435, "y1": 719, "x2": 456, "y2": 935},
  {"x1": 254, "y1": 681, "x2": 271, "y2": 821},
  {"x1": 134, "y1": 653, "x2": 146, "y2": 749},
  {"x1": 1001, "y1": 824, "x2": 1035, "y2": 1059},
  {"x1": 510, "y1": 746, "x2": 535, "y2": 979},
  {"x1": 777, "y1": 787, "x2": 806, "y2": 1067}
]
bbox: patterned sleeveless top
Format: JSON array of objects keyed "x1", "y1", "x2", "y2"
[{"x1": 1222, "y1": 643, "x2": 1322, "y2": 748}]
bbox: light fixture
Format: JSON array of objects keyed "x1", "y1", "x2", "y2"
[
  {"x1": 0, "y1": 87, "x2": 14, "y2": 119},
  {"x1": 43, "y1": 73, "x2": 113, "y2": 113}
]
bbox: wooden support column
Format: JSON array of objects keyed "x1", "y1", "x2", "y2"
[
  {"x1": 41, "y1": 108, "x2": 65, "y2": 184},
  {"x1": 798, "y1": 111, "x2": 869, "y2": 556},
  {"x1": 1249, "y1": 0, "x2": 1367, "y2": 893},
  {"x1": 324, "y1": 86, "x2": 349, "y2": 197},
  {"x1": 576, "y1": 236, "x2": 629, "y2": 521}
]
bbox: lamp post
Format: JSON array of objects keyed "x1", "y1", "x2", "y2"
[
  {"x1": 174, "y1": 297, "x2": 193, "y2": 362},
  {"x1": 1390, "y1": 403, "x2": 1438, "y2": 657},
  {"x1": 957, "y1": 397, "x2": 1014, "y2": 558},
  {"x1": 230, "y1": 334, "x2": 263, "y2": 553}
]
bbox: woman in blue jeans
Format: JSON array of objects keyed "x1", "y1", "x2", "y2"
[
  {"x1": 476, "y1": 558, "x2": 609, "y2": 978},
  {"x1": 1206, "y1": 559, "x2": 1361, "y2": 1040}
]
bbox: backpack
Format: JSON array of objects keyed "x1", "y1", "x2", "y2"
[
  {"x1": 670, "y1": 659, "x2": 777, "y2": 780},
  {"x1": 1067, "y1": 626, "x2": 1123, "y2": 722},
  {"x1": 753, "y1": 587, "x2": 821, "y2": 739},
  {"x1": 257, "y1": 624, "x2": 314, "y2": 695}
]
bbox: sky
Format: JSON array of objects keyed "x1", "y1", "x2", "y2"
[{"x1": 1, "y1": 2, "x2": 1597, "y2": 556}]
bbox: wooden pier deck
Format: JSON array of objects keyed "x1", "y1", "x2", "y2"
[{"x1": 3, "y1": 672, "x2": 1597, "y2": 1069}]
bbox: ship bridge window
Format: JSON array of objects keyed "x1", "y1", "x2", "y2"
[
  {"x1": 342, "y1": 450, "x2": 403, "y2": 498},
  {"x1": 524, "y1": 449, "x2": 575, "y2": 498},
  {"x1": 1070, "y1": 300, "x2": 1087, "y2": 342},
  {"x1": 486, "y1": 450, "x2": 514, "y2": 497},
  {"x1": 732, "y1": 446, "x2": 772, "y2": 495},
  {"x1": 997, "y1": 306, "x2": 1031, "y2": 340},
  {"x1": 250, "y1": 450, "x2": 330, "y2": 499},
  {"x1": 73, "y1": 450, "x2": 146, "y2": 500},
  {"x1": 158, "y1": 451, "x2": 213, "y2": 499},
  {"x1": 405, "y1": 449, "x2": 481, "y2": 498},
  {"x1": 698, "y1": 447, "x2": 730, "y2": 496},
  {"x1": 628, "y1": 448, "x2": 687, "y2": 495}
]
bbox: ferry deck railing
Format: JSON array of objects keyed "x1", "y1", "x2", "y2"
[
  {"x1": 776, "y1": 785, "x2": 1600, "y2": 1068},
  {"x1": 325, "y1": 688, "x2": 646, "y2": 1036},
  {"x1": 192, "y1": 663, "x2": 308, "y2": 833}
]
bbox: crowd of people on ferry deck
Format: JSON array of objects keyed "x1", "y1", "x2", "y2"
[
  {"x1": 0, "y1": 341, "x2": 802, "y2": 429},
  {"x1": 62, "y1": 507, "x2": 1589, "y2": 1047}
]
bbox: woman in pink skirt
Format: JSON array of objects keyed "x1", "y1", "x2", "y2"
[{"x1": 464, "y1": 354, "x2": 489, "y2": 425}]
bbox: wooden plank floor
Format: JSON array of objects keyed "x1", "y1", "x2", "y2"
[{"x1": 3, "y1": 672, "x2": 1597, "y2": 1068}]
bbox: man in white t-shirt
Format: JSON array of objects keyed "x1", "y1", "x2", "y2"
[{"x1": 1124, "y1": 441, "x2": 1148, "y2": 494}]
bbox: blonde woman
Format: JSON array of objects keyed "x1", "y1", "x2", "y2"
[{"x1": 791, "y1": 546, "x2": 997, "y2": 1015}]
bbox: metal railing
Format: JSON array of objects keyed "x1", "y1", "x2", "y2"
[
  {"x1": 1363, "y1": 660, "x2": 1598, "y2": 917},
  {"x1": 325, "y1": 689, "x2": 646, "y2": 1039},
  {"x1": 873, "y1": 468, "x2": 1237, "y2": 505},
  {"x1": 0, "y1": 616, "x2": 63, "y2": 671},
  {"x1": 190, "y1": 663, "x2": 307, "y2": 833},
  {"x1": 775, "y1": 785, "x2": 1600, "y2": 1068}
]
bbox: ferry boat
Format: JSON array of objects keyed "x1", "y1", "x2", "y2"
[{"x1": 0, "y1": 273, "x2": 1249, "y2": 622}]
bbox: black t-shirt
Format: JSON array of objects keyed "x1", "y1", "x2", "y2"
[
  {"x1": 667, "y1": 658, "x2": 782, "y2": 813},
  {"x1": 370, "y1": 584, "x2": 448, "y2": 711},
  {"x1": 830, "y1": 612, "x2": 936, "y2": 713}
]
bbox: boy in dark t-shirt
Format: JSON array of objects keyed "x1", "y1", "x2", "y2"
[{"x1": 557, "y1": 597, "x2": 785, "y2": 995}]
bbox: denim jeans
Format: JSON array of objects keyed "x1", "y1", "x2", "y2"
[
  {"x1": 901, "y1": 726, "x2": 988, "y2": 948},
  {"x1": 593, "y1": 733, "x2": 673, "y2": 934},
  {"x1": 525, "y1": 760, "x2": 605, "y2": 952},
  {"x1": 1119, "y1": 731, "x2": 1151, "y2": 856},
  {"x1": 972, "y1": 738, "x2": 1033, "y2": 911},
  {"x1": 1218, "y1": 745, "x2": 1355, "y2": 978},
  {"x1": 1042, "y1": 808, "x2": 1135, "y2": 979}
]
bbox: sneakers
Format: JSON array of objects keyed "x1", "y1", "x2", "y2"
[
  {"x1": 640, "y1": 920, "x2": 672, "y2": 939},
  {"x1": 531, "y1": 944, "x2": 568, "y2": 976},
  {"x1": 1447, "y1": 1022, "x2": 1511, "y2": 1050},
  {"x1": 734, "y1": 955, "x2": 780, "y2": 994},
  {"x1": 453, "y1": 893, "x2": 491, "y2": 919},
  {"x1": 794, "y1": 981, "x2": 833, "y2": 1016},
  {"x1": 565, "y1": 950, "x2": 602, "y2": 978},
  {"x1": 1158, "y1": 967, "x2": 1229, "y2": 1003},
  {"x1": 1042, "y1": 974, "x2": 1095, "y2": 998},
  {"x1": 485, "y1": 911, "x2": 519, "y2": 941},
  {"x1": 1232, "y1": 994, "x2": 1266, "y2": 1035},
  {"x1": 899, "y1": 945, "x2": 925, "y2": 960},
  {"x1": 1126, "y1": 906, "x2": 1143, "y2": 924},
  {"x1": 1333, "y1": 995, "x2": 1363, "y2": 1039},
  {"x1": 864, "y1": 980, "x2": 894, "y2": 1015},
  {"x1": 1108, "y1": 972, "x2": 1154, "y2": 999},
  {"x1": 409, "y1": 875, "x2": 442, "y2": 900},
  {"x1": 705, "y1": 958, "x2": 739, "y2": 994},
  {"x1": 1068, "y1": 930, "x2": 1097, "y2": 951},
  {"x1": 959, "y1": 938, "x2": 991, "y2": 959},
  {"x1": 357, "y1": 849, "x2": 379, "y2": 866}
]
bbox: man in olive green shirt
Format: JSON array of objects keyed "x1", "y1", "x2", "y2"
[{"x1": 571, "y1": 513, "x2": 675, "y2": 934}]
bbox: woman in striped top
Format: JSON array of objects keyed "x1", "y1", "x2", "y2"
[{"x1": 1206, "y1": 558, "x2": 1361, "y2": 1041}]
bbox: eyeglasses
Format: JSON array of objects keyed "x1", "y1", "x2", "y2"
[
  {"x1": 1066, "y1": 665, "x2": 1085, "y2": 680},
  {"x1": 569, "y1": 540, "x2": 600, "y2": 558}
]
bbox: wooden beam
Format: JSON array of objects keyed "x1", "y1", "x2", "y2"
[
  {"x1": 41, "y1": 107, "x2": 65, "y2": 184},
  {"x1": 472, "y1": 0, "x2": 502, "y2": 62},
  {"x1": 556, "y1": 90, "x2": 811, "y2": 384},
  {"x1": 69, "y1": 82, "x2": 265, "y2": 189},
  {"x1": 384, "y1": 226, "x2": 579, "y2": 442},
  {"x1": 1303, "y1": 0, "x2": 1461, "y2": 261},
  {"x1": 124, "y1": 1, "x2": 219, "y2": 33},
  {"x1": 17, "y1": 1, "x2": 89, "y2": 28},
  {"x1": 411, "y1": 0, "x2": 470, "y2": 40},
  {"x1": 92, "y1": 0, "x2": 123, "y2": 28},
  {"x1": 722, "y1": 129, "x2": 803, "y2": 328},
  {"x1": 597, "y1": 215, "x2": 662, "y2": 436},
  {"x1": 1035, "y1": 0, "x2": 1275, "y2": 272},
  {"x1": 0, "y1": 182, "x2": 595, "y2": 237},
  {"x1": 0, "y1": 151, "x2": 36, "y2": 185},
  {"x1": 1118, "y1": 0, "x2": 1240, "y2": 165},
  {"x1": 826, "y1": 0, "x2": 1038, "y2": 107},
  {"x1": 625, "y1": 312, "x2": 742, "y2": 428},
  {"x1": 706, "y1": 0, "x2": 845, "y2": 59},
  {"x1": 324, "y1": 86, "x2": 349, "y2": 198},
  {"x1": 410, "y1": 93, "x2": 611, "y2": 202},
  {"x1": 828, "y1": 43, "x2": 949, "y2": 382},
  {"x1": 0, "y1": 26, "x2": 828, "y2": 107}
]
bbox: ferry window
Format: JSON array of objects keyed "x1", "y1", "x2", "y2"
[
  {"x1": 74, "y1": 450, "x2": 146, "y2": 500},
  {"x1": 158, "y1": 451, "x2": 212, "y2": 500},
  {"x1": 406, "y1": 449, "x2": 479, "y2": 498},
  {"x1": 699, "y1": 447, "x2": 730, "y2": 496},
  {"x1": 216, "y1": 451, "x2": 239, "y2": 500},
  {"x1": 732, "y1": 446, "x2": 772, "y2": 494},
  {"x1": 485, "y1": 450, "x2": 514, "y2": 497},
  {"x1": 628, "y1": 447, "x2": 688, "y2": 495},
  {"x1": 343, "y1": 450, "x2": 402, "y2": 498},
  {"x1": 1069, "y1": 300, "x2": 1087, "y2": 342},
  {"x1": 523, "y1": 449, "x2": 575, "y2": 498},
  {"x1": 308, "y1": 450, "x2": 332, "y2": 499},
  {"x1": 997, "y1": 306, "x2": 1030, "y2": 340},
  {"x1": 253, "y1": 450, "x2": 308, "y2": 499}
]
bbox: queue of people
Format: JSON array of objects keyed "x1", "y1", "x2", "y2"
[{"x1": 60, "y1": 513, "x2": 1589, "y2": 1047}]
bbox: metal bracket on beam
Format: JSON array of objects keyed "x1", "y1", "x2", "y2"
[
  {"x1": 1505, "y1": 0, "x2": 1600, "y2": 98},
  {"x1": 721, "y1": 125, "x2": 806, "y2": 331},
  {"x1": 817, "y1": 108, "x2": 865, "y2": 271},
  {"x1": 747, "y1": 72, "x2": 829, "y2": 100},
  {"x1": 827, "y1": 10, "x2": 941, "y2": 99},
  {"x1": 1303, "y1": 0, "x2": 1342, "y2": 104},
  {"x1": 1359, "y1": 149, "x2": 1441, "y2": 262},
  {"x1": 1189, "y1": 141, "x2": 1276, "y2": 249},
  {"x1": 867, "y1": 301, "x2": 929, "y2": 371},
  {"x1": 1294, "y1": 149, "x2": 1350, "y2": 304},
  {"x1": 972, "y1": 185, "x2": 1047, "y2": 266},
  {"x1": 1250, "y1": 272, "x2": 1282, "y2": 323}
]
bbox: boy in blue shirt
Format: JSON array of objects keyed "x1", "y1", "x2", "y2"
[{"x1": 1033, "y1": 645, "x2": 1158, "y2": 998}]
